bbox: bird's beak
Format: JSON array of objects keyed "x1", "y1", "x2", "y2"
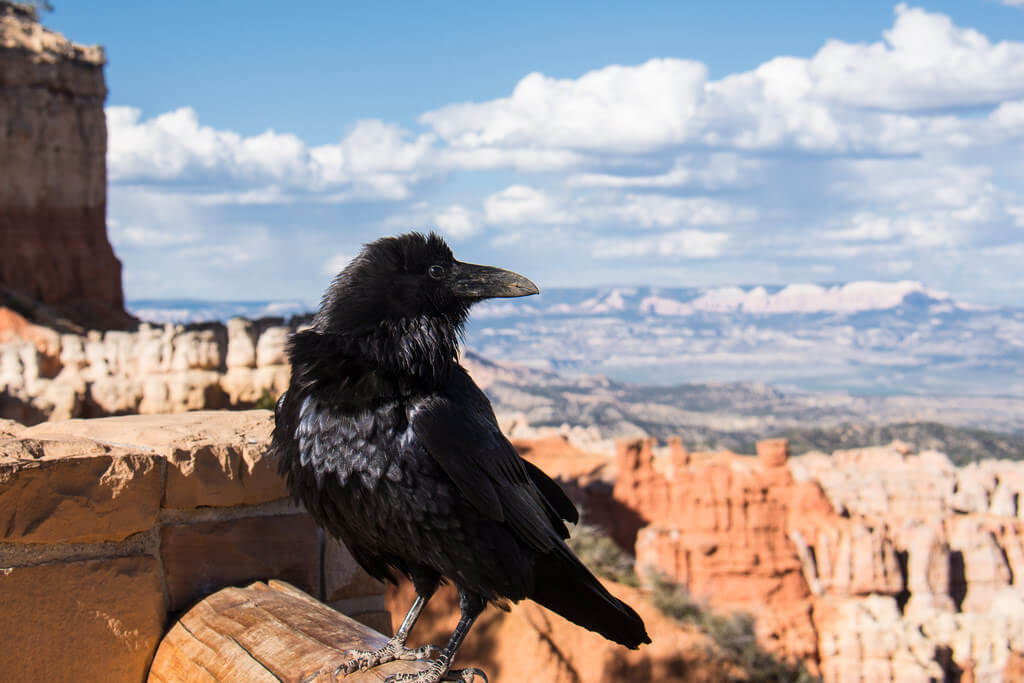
[{"x1": 450, "y1": 261, "x2": 539, "y2": 299}]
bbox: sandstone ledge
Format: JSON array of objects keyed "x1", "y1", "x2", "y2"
[{"x1": 0, "y1": 411, "x2": 387, "y2": 682}]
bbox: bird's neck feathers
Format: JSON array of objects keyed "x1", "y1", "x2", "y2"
[
  {"x1": 305, "y1": 305, "x2": 467, "y2": 391},
  {"x1": 359, "y1": 313, "x2": 464, "y2": 386}
]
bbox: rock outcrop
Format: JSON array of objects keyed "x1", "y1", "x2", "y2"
[
  {"x1": 0, "y1": 311, "x2": 292, "y2": 424},
  {"x1": 793, "y1": 446, "x2": 1024, "y2": 681},
  {"x1": 0, "y1": 2, "x2": 132, "y2": 330},
  {"x1": 620, "y1": 438, "x2": 826, "y2": 665}
]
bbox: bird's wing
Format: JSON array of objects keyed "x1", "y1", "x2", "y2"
[{"x1": 412, "y1": 370, "x2": 577, "y2": 551}]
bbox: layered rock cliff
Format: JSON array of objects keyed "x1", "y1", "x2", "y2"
[{"x1": 0, "y1": 2, "x2": 131, "y2": 330}]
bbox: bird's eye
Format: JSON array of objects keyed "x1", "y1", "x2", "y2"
[{"x1": 428, "y1": 265, "x2": 445, "y2": 280}]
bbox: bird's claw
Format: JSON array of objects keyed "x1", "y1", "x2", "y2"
[
  {"x1": 334, "y1": 643, "x2": 441, "y2": 677},
  {"x1": 384, "y1": 667, "x2": 487, "y2": 683}
]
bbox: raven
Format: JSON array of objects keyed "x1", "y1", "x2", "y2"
[{"x1": 270, "y1": 232, "x2": 649, "y2": 682}]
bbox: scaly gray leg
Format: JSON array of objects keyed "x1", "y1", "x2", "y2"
[
  {"x1": 336, "y1": 590, "x2": 440, "y2": 677},
  {"x1": 384, "y1": 590, "x2": 488, "y2": 683}
]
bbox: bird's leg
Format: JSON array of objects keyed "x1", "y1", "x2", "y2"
[
  {"x1": 336, "y1": 586, "x2": 441, "y2": 677},
  {"x1": 385, "y1": 590, "x2": 488, "y2": 683}
]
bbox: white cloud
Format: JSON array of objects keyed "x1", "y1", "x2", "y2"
[
  {"x1": 991, "y1": 99, "x2": 1024, "y2": 131},
  {"x1": 592, "y1": 229, "x2": 729, "y2": 259},
  {"x1": 484, "y1": 185, "x2": 572, "y2": 225},
  {"x1": 107, "y1": 107, "x2": 306, "y2": 182},
  {"x1": 175, "y1": 227, "x2": 274, "y2": 268},
  {"x1": 809, "y1": 4, "x2": 1024, "y2": 110},
  {"x1": 1008, "y1": 206, "x2": 1024, "y2": 228},
  {"x1": 482, "y1": 187, "x2": 753, "y2": 230},
  {"x1": 109, "y1": 221, "x2": 200, "y2": 248},
  {"x1": 107, "y1": 107, "x2": 435, "y2": 201},
  {"x1": 596, "y1": 194, "x2": 756, "y2": 228},
  {"x1": 827, "y1": 213, "x2": 951, "y2": 247},
  {"x1": 322, "y1": 252, "x2": 352, "y2": 276},
  {"x1": 435, "y1": 146, "x2": 584, "y2": 172},
  {"x1": 568, "y1": 154, "x2": 759, "y2": 190},
  {"x1": 434, "y1": 204, "x2": 480, "y2": 239},
  {"x1": 419, "y1": 6, "x2": 1024, "y2": 159},
  {"x1": 422, "y1": 59, "x2": 709, "y2": 153}
]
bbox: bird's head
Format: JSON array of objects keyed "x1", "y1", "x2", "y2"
[{"x1": 315, "y1": 232, "x2": 538, "y2": 334}]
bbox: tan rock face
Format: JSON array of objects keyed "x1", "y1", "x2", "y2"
[
  {"x1": 0, "y1": 417, "x2": 23, "y2": 437},
  {"x1": 0, "y1": 4, "x2": 131, "y2": 330},
  {"x1": 22, "y1": 410, "x2": 286, "y2": 508},
  {"x1": 0, "y1": 411, "x2": 390, "y2": 682},
  {"x1": 0, "y1": 436, "x2": 160, "y2": 543},
  {"x1": 0, "y1": 556, "x2": 165, "y2": 682}
]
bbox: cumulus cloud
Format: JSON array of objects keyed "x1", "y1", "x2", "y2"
[
  {"x1": 107, "y1": 107, "x2": 435, "y2": 201},
  {"x1": 809, "y1": 4, "x2": 1024, "y2": 110},
  {"x1": 420, "y1": 6, "x2": 1024, "y2": 157},
  {"x1": 422, "y1": 59, "x2": 709, "y2": 152}
]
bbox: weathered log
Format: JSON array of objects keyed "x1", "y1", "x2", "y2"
[{"x1": 149, "y1": 580, "x2": 428, "y2": 683}]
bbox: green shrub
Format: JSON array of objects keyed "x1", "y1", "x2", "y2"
[
  {"x1": 567, "y1": 522, "x2": 639, "y2": 587},
  {"x1": 254, "y1": 389, "x2": 279, "y2": 411}
]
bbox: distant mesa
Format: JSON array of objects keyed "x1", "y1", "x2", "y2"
[{"x1": 0, "y1": 2, "x2": 135, "y2": 332}]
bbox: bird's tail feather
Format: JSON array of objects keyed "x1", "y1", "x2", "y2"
[{"x1": 530, "y1": 546, "x2": 651, "y2": 649}]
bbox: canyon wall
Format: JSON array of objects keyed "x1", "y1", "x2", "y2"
[{"x1": 0, "y1": 2, "x2": 131, "y2": 330}]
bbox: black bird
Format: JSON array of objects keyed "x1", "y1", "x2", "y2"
[{"x1": 270, "y1": 232, "x2": 650, "y2": 682}]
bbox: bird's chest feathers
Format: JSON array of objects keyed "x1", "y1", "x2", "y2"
[{"x1": 295, "y1": 395, "x2": 424, "y2": 489}]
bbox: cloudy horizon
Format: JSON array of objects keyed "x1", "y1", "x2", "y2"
[{"x1": 54, "y1": 3, "x2": 1024, "y2": 306}]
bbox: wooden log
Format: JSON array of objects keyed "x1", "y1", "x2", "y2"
[{"x1": 149, "y1": 580, "x2": 429, "y2": 683}]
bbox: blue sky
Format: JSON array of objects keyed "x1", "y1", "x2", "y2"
[{"x1": 45, "y1": 1, "x2": 1024, "y2": 305}]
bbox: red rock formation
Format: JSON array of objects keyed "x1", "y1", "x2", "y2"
[
  {"x1": 621, "y1": 437, "x2": 827, "y2": 665},
  {"x1": 0, "y1": 3, "x2": 132, "y2": 330}
]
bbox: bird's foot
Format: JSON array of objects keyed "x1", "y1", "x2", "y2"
[
  {"x1": 384, "y1": 658, "x2": 487, "y2": 683},
  {"x1": 335, "y1": 641, "x2": 441, "y2": 677}
]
